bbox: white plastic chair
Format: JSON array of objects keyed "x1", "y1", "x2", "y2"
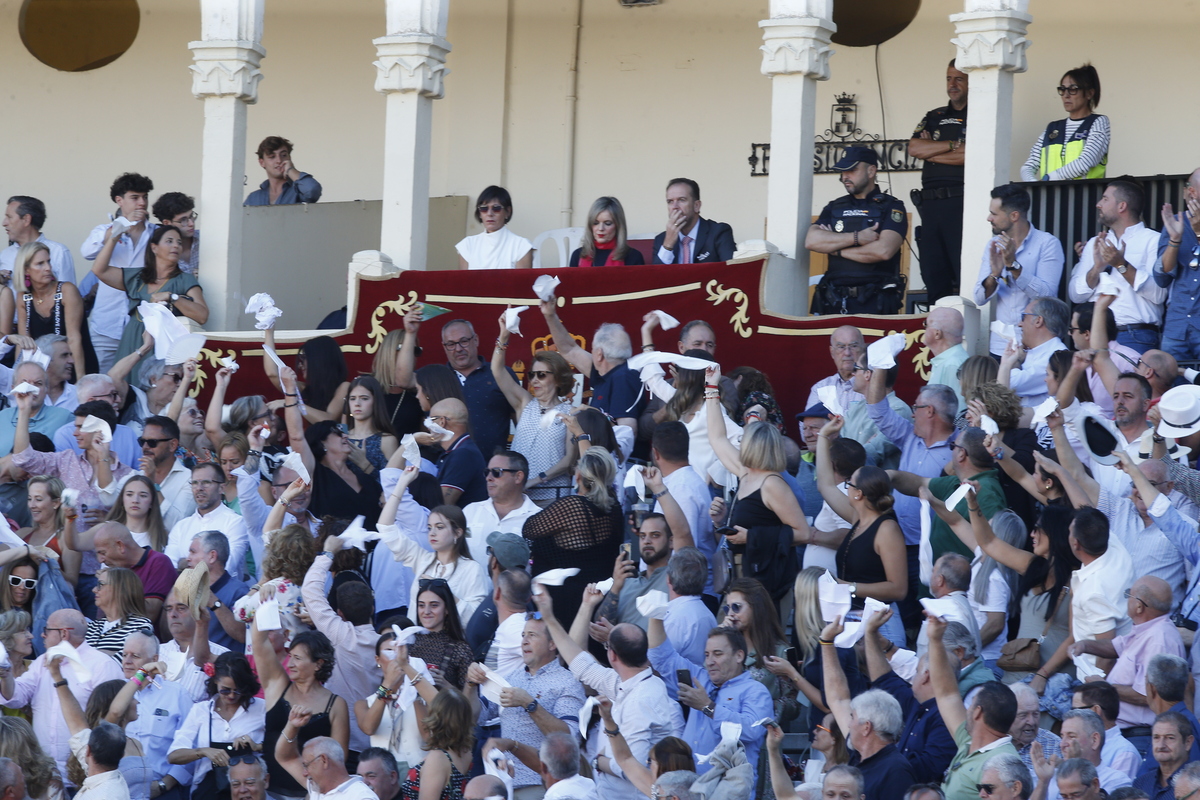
[{"x1": 531, "y1": 227, "x2": 584, "y2": 269}]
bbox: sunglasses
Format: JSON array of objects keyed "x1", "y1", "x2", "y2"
[
  {"x1": 138, "y1": 437, "x2": 170, "y2": 448},
  {"x1": 528, "y1": 370, "x2": 553, "y2": 380},
  {"x1": 720, "y1": 601, "x2": 745, "y2": 616},
  {"x1": 1056, "y1": 84, "x2": 1082, "y2": 95},
  {"x1": 8, "y1": 575, "x2": 36, "y2": 590},
  {"x1": 815, "y1": 724, "x2": 832, "y2": 734},
  {"x1": 217, "y1": 687, "x2": 244, "y2": 697},
  {"x1": 418, "y1": 578, "x2": 450, "y2": 591},
  {"x1": 228, "y1": 755, "x2": 260, "y2": 767},
  {"x1": 976, "y1": 784, "x2": 998, "y2": 796},
  {"x1": 484, "y1": 467, "x2": 521, "y2": 478},
  {"x1": 478, "y1": 204, "x2": 506, "y2": 214}
]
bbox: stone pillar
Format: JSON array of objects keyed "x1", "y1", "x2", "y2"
[
  {"x1": 951, "y1": 0, "x2": 1031, "y2": 347},
  {"x1": 759, "y1": 0, "x2": 835, "y2": 316},
  {"x1": 188, "y1": 0, "x2": 265, "y2": 332},
  {"x1": 374, "y1": 0, "x2": 451, "y2": 271}
]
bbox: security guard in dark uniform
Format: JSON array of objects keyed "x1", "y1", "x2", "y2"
[
  {"x1": 908, "y1": 60, "x2": 968, "y2": 303},
  {"x1": 807, "y1": 146, "x2": 908, "y2": 315}
]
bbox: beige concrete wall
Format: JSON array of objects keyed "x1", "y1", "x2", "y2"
[{"x1": 1, "y1": 0, "x2": 1197, "y2": 295}]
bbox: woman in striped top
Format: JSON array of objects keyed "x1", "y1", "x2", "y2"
[{"x1": 84, "y1": 567, "x2": 154, "y2": 659}]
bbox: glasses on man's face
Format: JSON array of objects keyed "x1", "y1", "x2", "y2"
[
  {"x1": 1020, "y1": 312, "x2": 1041, "y2": 321},
  {"x1": 96, "y1": 391, "x2": 122, "y2": 402},
  {"x1": 171, "y1": 213, "x2": 199, "y2": 224},
  {"x1": 912, "y1": 404, "x2": 931, "y2": 411},
  {"x1": 831, "y1": 342, "x2": 861, "y2": 352},
  {"x1": 301, "y1": 755, "x2": 325, "y2": 772},
  {"x1": 1056, "y1": 84, "x2": 1082, "y2": 96},
  {"x1": 1123, "y1": 588, "x2": 1145, "y2": 604},
  {"x1": 721, "y1": 601, "x2": 744, "y2": 616},
  {"x1": 484, "y1": 467, "x2": 521, "y2": 479},
  {"x1": 42, "y1": 627, "x2": 70, "y2": 637},
  {"x1": 189, "y1": 479, "x2": 225, "y2": 488},
  {"x1": 528, "y1": 370, "x2": 552, "y2": 380},
  {"x1": 429, "y1": 415, "x2": 449, "y2": 426},
  {"x1": 442, "y1": 336, "x2": 475, "y2": 351},
  {"x1": 478, "y1": 204, "x2": 506, "y2": 214},
  {"x1": 1068, "y1": 326, "x2": 1085, "y2": 334},
  {"x1": 850, "y1": 364, "x2": 872, "y2": 374},
  {"x1": 138, "y1": 437, "x2": 170, "y2": 448},
  {"x1": 1178, "y1": 787, "x2": 1200, "y2": 800},
  {"x1": 8, "y1": 575, "x2": 35, "y2": 590},
  {"x1": 217, "y1": 687, "x2": 244, "y2": 697},
  {"x1": 976, "y1": 784, "x2": 998, "y2": 796}
]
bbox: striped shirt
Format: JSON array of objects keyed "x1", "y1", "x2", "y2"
[{"x1": 85, "y1": 615, "x2": 155, "y2": 659}]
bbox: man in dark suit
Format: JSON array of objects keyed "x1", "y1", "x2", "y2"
[{"x1": 651, "y1": 178, "x2": 736, "y2": 264}]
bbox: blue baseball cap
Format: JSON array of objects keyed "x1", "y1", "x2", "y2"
[{"x1": 832, "y1": 146, "x2": 878, "y2": 171}]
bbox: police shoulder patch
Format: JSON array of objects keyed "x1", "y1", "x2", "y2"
[
  {"x1": 1048, "y1": 129, "x2": 1059, "y2": 139},
  {"x1": 932, "y1": 130, "x2": 941, "y2": 141},
  {"x1": 834, "y1": 220, "x2": 844, "y2": 232},
  {"x1": 891, "y1": 210, "x2": 903, "y2": 223}
]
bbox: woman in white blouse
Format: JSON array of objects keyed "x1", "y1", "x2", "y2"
[
  {"x1": 376, "y1": 465, "x2": 489, "y2": 620},
  {"x1": 455, "y1": 186, "x2": 534, "y2": 270}
]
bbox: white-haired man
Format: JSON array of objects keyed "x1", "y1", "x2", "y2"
[
  {"x1": 924, "y1": 308, "x2": 969, "y2": 412},
  {"x1": 119, "y1": 630, "x2": 193, "y2": 800}
]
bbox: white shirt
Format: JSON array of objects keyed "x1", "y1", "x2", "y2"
[
  {"x1": 916, "y1": 590, "x2": 981, "y2": 659},
  {"x1": 545, "y1": 774, "x2": 596, "y2": 799},
  {"x1": 1071, "y1": 540, "x2": 1134, "y2": 678},
  {"x1": 567, "y1": 653, "x2": 683, "y2": 800},
  {"x1": 1101, "y1": 726, "x2": 1144, "y2": 780},
  {"x1": 160, "y1": 637, "x2": 229, "y2": 702},
  {"x1": 377, "y1": 521, "x2": 490, "y2": 620},
  {"x1": 363, "y1": 655, "x2": 435, "y2": 770},
  {"x1": 969, "y1": 549, "x2": 1012, "y2": 661},
  {"x1": 164, "y1": 502, "x2": 249, "y2": 579},
  {"x1": 640, "y1": 364, "x2": 743, "y2": 487},
  {"x1": 124, "y1": 677, "x2": 194, "y2": 786},
  {"x1": 310, "y1": 776, "x2": 377, "y2": 800},
  {"x1": 463, "y1": 494, "x2": 541, "y2": 564},
  {"x1": 659, "y1": 465, "x2": 717, "y2": 593},
  {"x1": 1045, "y1": 763, "x2": 1131, "y2": 800},
  {"x1": 455, "y1": 226, "x2": 533, "y2": 270},
  {"x1": 0, "y1": 233, "x2": 77, "y2": 283},
  {"x1": 81, "y1": 221, "x2": 157, "y2": 338},
  {"x1": 972, "y1": 226, "x2": 1066, "y2": 355},
  {"x1": 492, "y1": 611, "x2": 527, "y2": 677},
  {"x1": 1068, "y1": 223, "x2": 1167, "y2": 326},
  {"x1": 1008, "y1": 337, "x2": 1069, "y2": 406},
  {"x1": 46, "y1": 382, "x2": 79, "y2": 411},
  {"x1": 2, "y1": 642, "x2": 125, "y2": 785},
  {"x1": 169, "y1": 697, "x2": 267, "y2": 787}
]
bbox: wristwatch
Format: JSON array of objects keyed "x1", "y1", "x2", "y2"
[
  {"x1": 1116, "y1": 264, "x2": 1128, "y2": 274},
  {"x1": 525, "y1": 699, "x2": 540, "y2": 714},
  {"x1": 210, "y1": 599, "x2": 223, "y2": 611}
]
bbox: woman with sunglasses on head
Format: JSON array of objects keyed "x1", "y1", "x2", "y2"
[
  {"x1": 720, "y1": 578, "x2": 799, "y2": 719},
  {"x1": 377, "y1": 466, "x2": 488, "y2": 622},
  {"x1": 493, "y1": 314, "x2": 576, "y2": 505},
  {"x1": 406, "y1": 578, "x2": 475, "y2": 692},
  {"x1": 570, "y1": 197, "x2": 644, "y2": 267},
  {"x1": 343, "y1": 375, "x2": 399, "y2": 472},
  {"x1": 456, "y1": 186, "x2": 534, "y2": 270},
  {"x1": 86, "y1": 567, "x2": 155, "y2": 658},
  {"x1": 1020, "y1": 64, "x2": 1107, "y2": 182},
  {"x1": 251, "y1": 618, "x2": 349, "y2": 800},
  {"x1": 171, "y1": 395, "x2": 215, "y2": 469},
  {"x1": 813, "y1": 415, "x2": 908, "y2": 647},
  {"x1": 279, "y1": 366, "x2": 383, "y2": 529},
  {"x1": 170, "y1": 651, "x2": 267, "y2": 799},
  {"x1": 14, "y1": 474, "x2": 79, "y2": 583}
]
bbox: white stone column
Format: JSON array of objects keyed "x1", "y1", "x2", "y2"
[
  {"x1": 759, "y1": 1, "x2": 835, "y2": 316},
  {"x1": 951, "y1": 0, "x2": 1031, "y2": 347},
  {"x1": 188, "y1": 0, "x2": 265, "y2": 332},
  {"x1": 374, "y1": 0, "x2": 451, "y2": 271}
]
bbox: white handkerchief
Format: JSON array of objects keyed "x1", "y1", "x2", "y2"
[
  {"x1": 504, "y1": 306, "x2": 529, "y2": 336},
  {"x1": 626, "y1": 351, "x2": 716, "y2": 372},
  {"x1": 919, "y1": 596, "x2": 962, "y2": 622},
  {"x1": 578, "y1": 696, "x2": 599, "y2": 741},
  {"x1": 140, "y1": 302, "x2": 206, "y2": 364},
  {"x1": 594, "y1": 578, "x2": 615, "y2": 594},
  {"x1": 919, "y1": 499, "x2": 933, "y2": 587},
  {"x1": 539, "y1": 406, "x2": 561, "y2": 430},
  {"x1": 623, "y1": 464, "x2": 646, "y2": 499},
  {"x1": 990, "y1": 320, "x2": 1016, "y2": 339},
  {"x1": 162, "y1": 648, "x2": 187, "y2": 682},
  {"x1": 340, "y1": 516, "x2": 379, "y2": 552},
  {"x1": 391, "y1": 624, "x2": 431, "y2": 647},
  {"x1": 255, "y1": 598, "x2": 283, "y2": 631},
  {"x1": 483, "y1": 748, "x2": 515, "y2": 799},
  {"x1": 81, "y1": 415, "x2": 112, "y2": 444},
  {"x1": 395, "y1": 682, "x2": 418, "y2": 712},
  {"x1": 834, "y1": 597, "x2": 888, "y2": 648},
  {"x1": 9, "y1": 382, "x2": 38, "y2": 397},
  {"x1": 245, "y1": 293, "x2": 283, "y2": 330},
  {"x1": 61, "y1": 489, "x2": 80, "y2": 509},
  {"x1": 751, "y1": 717, "x2": 778, "y2": 728},
  {"x1": 479, "y1": 668, "x2": 512, "y2": 704},
  {"x1": 980, "y1": 415, "x2": 1000, "y2": 435},
  {"x1": 636, "y1": 590, "x2": 670, "y2": 620},
  {"x1": 0, "y1": 514, "x2": 24, "y2": 549},
  {"x1": 652, "y1": 310, "x2": 680, "y2": 330},
  {"x1": 533, "y1": 275, "x2": 560, "y2": 302},
  {"x1": 45, "y1": 641, "x2": 90, "y2": 681},
  {"x1": 19, "y1": 349, "x2": 49, "y2": 369},
  {"x1": 943, "y1": 482, "x2": 973, "y2": 512},
  {"x1": 424, "y1": 418, "x2": 455, "y2": 442},
  {"x1": 261, "y1": 343, "x2": 287, "y2": 373},
  {"x1": 109, "y1": 216, "x2": 135, "y2": 238},
  {"x1": 281, "y1": 451, "x2": 311, "y2": 485},
  {"x1": 400, "y1": 433, "x2": 421, "y2": 465},
  {"x1": 532, "y1": 567, "x2": 580, "y2": 595},
  {"x1": 1097, "y1": 271, "x2": 1123, "y2": 297},
  {"x1": 696, "y1": 722, "x2": 743, "y2": 765},
  {"x1": 1032, "y1": 397, "x2": 1058, "y2": 426},
  {"x1": 818, "y1": 570, "x2": 851, "y2": 624},
  {"x1": 218, "y1": 355, "x2": 240, "y2": 373},
  {"x1": 815, "y1": 385, "x2": 844, "y2": 417},
  {"x1": 866, "y1": 334, "x2": 906, "y2": 369}
]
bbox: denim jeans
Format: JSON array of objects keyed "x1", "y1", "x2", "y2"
[
  {"x1": 1161, "y1": 324, "x2": 1200, "y2": 362},
  {"x1": 1116, "y1": 327, "x2": 1159, "y2": 354}
]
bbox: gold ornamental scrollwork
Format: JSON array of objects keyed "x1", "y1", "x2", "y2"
[
  {"x1": 891, "y1": 329, "x2": 929, "y2": 381},
  {"x1": 190, "y1": 347, "x2": 245, "y2": 397},
  {"x1": 705, "y1": 280, "x2": 751, "y2": 338},
  {"x1": 365, "y1": 291, "x2": 420, "y2": 355}
]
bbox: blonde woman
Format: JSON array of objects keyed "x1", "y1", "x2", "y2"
[
  {"x1": 85, "y1": 567, "x2": 154, "y2": 657},
  {"x1": 569, "y1": 197, "x2": 645, "y2": 267}
]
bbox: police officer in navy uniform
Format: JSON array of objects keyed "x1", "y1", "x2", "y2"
[
  {"x1": 908, "y1": 59, "x2": 968, "y2": 303},
  {"x1": 807, "y1": 146, "x2": 908, "y2": 315}
]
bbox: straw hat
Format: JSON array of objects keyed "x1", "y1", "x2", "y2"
[{"x1": 172, "y1": 562, "x2": 211, "y2": 620}]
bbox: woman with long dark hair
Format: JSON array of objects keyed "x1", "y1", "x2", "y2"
[
  {"x1": 456, "y1": 186, "x2": 534, "y2": 270},
  {"x1": 91, "y1": 224, "x2": 208, "y2": 367},
  {"x1": 406, "y1": 579, "x2": 475, "y2": 692},
  {"x1": 1021, "y1": 64, "x2": 1108, "y2": 182},
  {"x1": 262, "y1": 330, "x2": 350, "y2": 424},
  {"x1": 343, "y1": 375, "x2": 399, "y2": 471},
  {"x1": 569, "y1": 197, "x2": 645, "y2": 267},
  {"x1": 721, "y1": 577, "x2": 797, "y2": 716}
]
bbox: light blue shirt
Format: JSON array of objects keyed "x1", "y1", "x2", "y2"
[
  {"x1": 972, "y1": 225, "x2": 1065, "y2": 355},
  {"x1": 867, "y1": 399, "x2": 954, "y2": 545},
  {"x1": 124, "y1": 677, "x2": 194, "y2": 786},
  {"x1": 662, "y1": 595, "x2": 718, "y2": 665},
  {"x1": 0, "y1": 403, "x2": 73, "y2": 457},
  {"x1": 1007, "y1": 337, "x2": 1069, "y2": 406},
  {"x1": 649, "y1": 638, "x2": 774, "y2": 791}
]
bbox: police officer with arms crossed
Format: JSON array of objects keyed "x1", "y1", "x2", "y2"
[
  {"x1": 908, "y1": 60, "x2": 968, "y2": 303},
  {"x1": 807, "y1": 147, "x2": 909, "y2": 315}
]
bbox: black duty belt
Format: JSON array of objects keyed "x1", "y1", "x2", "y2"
[{"x1": 919, "y1": 186, "x2": 964, "y2": 200}]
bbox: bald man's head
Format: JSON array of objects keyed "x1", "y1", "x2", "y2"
[
  {"x1": 1130, "y1": 575, "x2": 1173, "y2": 617},
  {"x1": 430, "y1": 398, "x2": 469, "y2": 435},
  {"x1": 926, "y1": 308, "x2": 964, "y2": 347},
  {"x1": 1139, "y1": 349, "x2": 1178, "y2": 394},
  {"x1": 463, "y1": 775, "x2": 507, "y2": 800},
  {"x1": 92, "y1": 522, "x2": 137, "y2": 568},
  {"x1": 48, "y1": 608, "x2": 88, "y2": 645}
]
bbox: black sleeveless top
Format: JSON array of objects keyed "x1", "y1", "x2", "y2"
[
  {"x1": 835, "y1": 512, "x2": 896, "y2": 610},
  {"x1": 728, "y1": 476, "x2": 788, "y2": 556},
  {"x1": 263, "y1": 683, "x2": 336, "y2": 796},
  {"x1": 25, "y1": 282, "x2": 99, "y2": 376}
]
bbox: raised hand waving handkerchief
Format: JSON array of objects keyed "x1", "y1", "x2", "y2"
[
  {"x1": 816, "y1": 385, "x2": 845, "y2": 417},
  {"x1": 651, "y1": 310, "x2": 680, "y2": 330},
  {"x1": 504, "y1": 306, "x2": 529, "y2": 336},
  {"x1": 834, "y1": 597, "x2": 888, "y2": 648},
  {"x1": 623, "y1": 464, "x2": 646, "y2": 499},
  {"x1": 635, "y1": 590, "x2": 669, "y2": 620},
  {"x1": 818, "y1": 570, "x2": 851, "y2": 624},
  {"x1": 866, "y1": 334, "x2": 907, "y2": 370},
  {"x1": 1097, "y1": 271, "x2": 1124, "y2": 297},
  {"x1": 81, "y1": 415, "x2": 113, "y2": 444},
  {"x1": 533, "y1": 275, "x2": 560, "y2": 303},
  {"x1": 19, "y1": 349, "x2": 50, "y2": 369},
  {"x1": 532, "y1": 567, "x2": 580, "y2": 595},
  {"x1": 626, "y1": 350, "x2": 718, "y2": 372},
  {"x1": 391, "y1": 624, "x2": 431, "y2": 647},
  {"x1": 400, "y1": 434, "x2": 421, "y2": 465},
  {"x1": 1031, "y1": 397, "x2": 1058, "y2": 426},
  {"x1": 340, "y1": 516, "x2": 379, "y2": 552},
  {"x1": 218, "y1": 355, "x2": 240, "y2": 373},
  {"x1": 281, "y1": 451, "x2": 311, "y2": 486},
  {"x1": 245, "y1": 293, "x2": 283, "y2": 330}
]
